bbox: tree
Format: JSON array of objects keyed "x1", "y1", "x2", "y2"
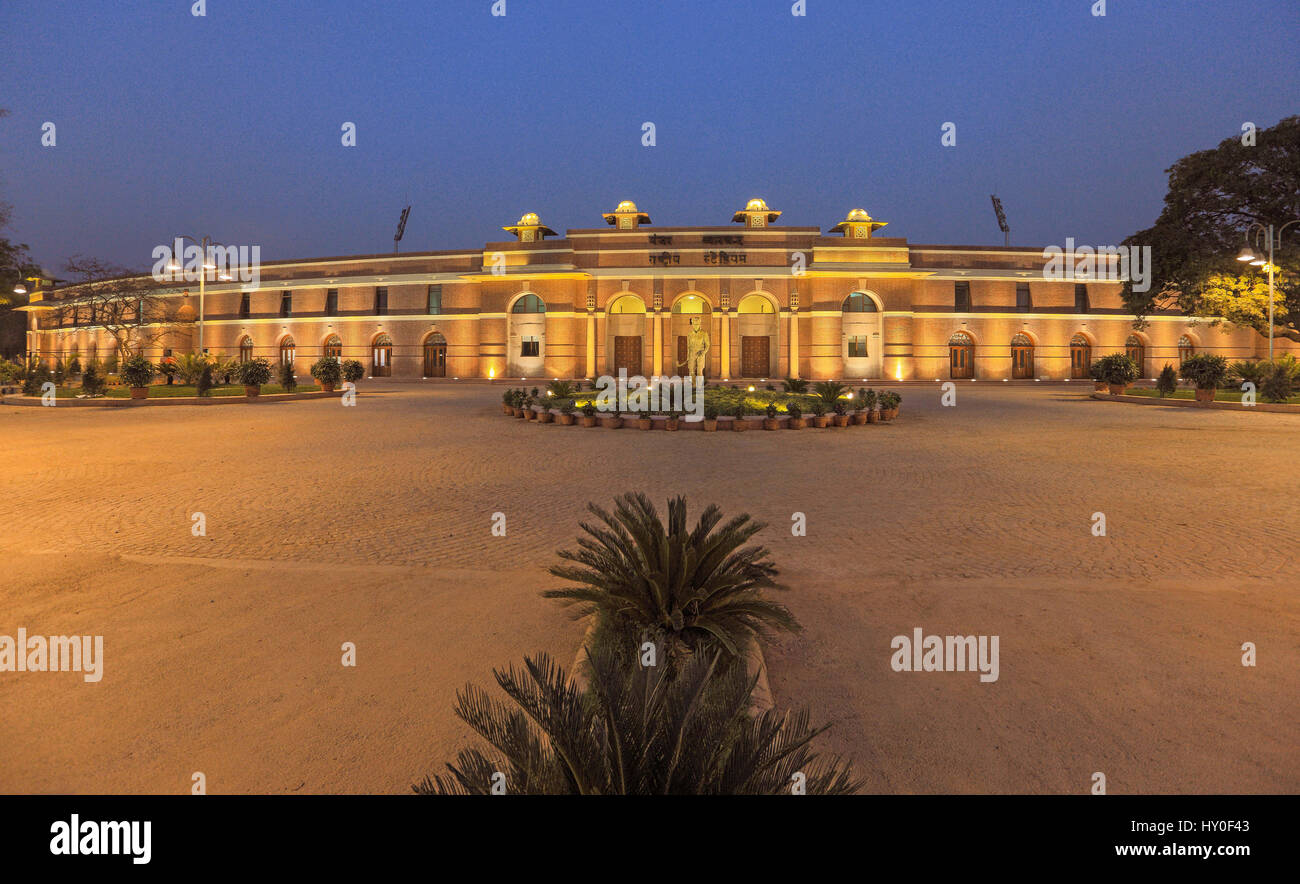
[
  {"x1": 545, "y1": 493, "x2": 797, "y2": 659},
  {"x1": 1121, "y1": 115, "x2": 1300, "y2": 342},
  {"x1": 50, "y1": 256, "x2": 191, "y2": 359},
  {"x1": 415, "y1": 639, "x2": 861, "y2": 795}
]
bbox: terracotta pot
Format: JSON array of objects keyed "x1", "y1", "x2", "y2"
[
  {"x1": 833, "y1": 414, "x2": 850, "y2": 427},
  {"x1": 538, "y1": 411, "x2": 554, "y2": 423},
  {"x1": 703, "y1": 419, "x2": 718, "y2": 432},
  {"x1": 525, "y1": 409, "x2": 537, "y2": 420},
  {"x1": 503, "y1": 403, "x2": 514, "y2": 414},
  {"x1": 812, "y1": 415, "x2": 829, "y2": 428},
  {"x1": 580, "y1": 415, "x2": 597, "y2": 427},
  {"x1": 851, "y1": 412, "x2": 868, "y2": 425},
  {"x1": 867, "y1": 411, "x2": 878, "y2": 423},
  {"x1": 129, "y1": 386, "x2": 149, "y2": 400},
  {"x1": 557, "y1": 413, "x2": 575, "y2": 425},
  {"x1": 788, "y1": 418, "x2": 806, "y2": 429},
  {"x1": 763, "y1": 418, "x2": 780, "y2": 430},
  {"x1": 514, "y1": 407, "x2": 526, "y2": 418},
  {"x1": 602, "y1": 416, "x2": 623, "y2": 429},
  {"x1": 733, "y1": 417, "x2": 749, "y2": 431},
  {"x1": 1195, "y1": 387, "x2": 1216, "y2": 404},
  {"x1": 1094, "y1": 381, "x2": 1108, "y2": 392},
  {"x1": 637, "y1": 417, "x2": 653, "y2": 430},
  {"x1": 665, "y1": 419, "x2": 680, "y2": 431},
  {"x1": 320, "y1": 382, "x2": 336, "y2": 393},
  {"x1": 1108, "y1": 384, "x2": 1128, "y2": 395},
  {"x1": 244, "y1": 385, "x2": 261, "y2": 397},
  {"x1": 885, "y1": 408, "x2": 899, "y2": 420}
]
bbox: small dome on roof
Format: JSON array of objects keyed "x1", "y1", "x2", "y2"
[
  {"x1": 746, "y1": 198, "x2": 770, "y2": 212},
  {"x1": 615, "y1": 200, "x2": 639, "y2": 213},
  {"x1": 518, "y1": 212, "x2": 540, "y2": 226},
  {"x1": 846, "y1": 208, "x2": 872, "y2": 222}
]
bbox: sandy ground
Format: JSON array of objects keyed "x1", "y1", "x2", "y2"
[{"x1": 0, "y1": 384, "x2": 1296, "y2": 794}]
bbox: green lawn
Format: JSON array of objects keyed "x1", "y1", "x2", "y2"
[
  {"x1": 1122, "y1": 387, "x2": 1300, "y2": 404},
  {"x1": 47, "y1": 383, "x2": 323, "y2": 399}
]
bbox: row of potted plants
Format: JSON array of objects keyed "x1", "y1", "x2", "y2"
[
  {"x1": 1091, "y1": 353, "x2": 1237, "y2": 405},
  {"x1": 109, "y1": 354, "x2": 365, "y2": 398},
  {"x1": 500, "y1": 387, "x2": 902, "y2": 430}
]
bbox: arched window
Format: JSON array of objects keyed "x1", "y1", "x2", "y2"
[
  {"x1": 1177, "y1": 334, "x2": 1195, "y2": 364},
  {"x1": 423, "y1": 332, "x2": 447, "y2": 377},
  {"x1": 512, "y1": 293, "x2": 545, "y2": 314},
  {"x1": 1126, "y1": 334, "x2": 1145, "y2": 376},
  {"x1": 842, "y1": 292, "x2": 879, "y2": 313},
  {"x1": 372, "y1": 333, "x2": 393, "y2": 377},
  {"x1": 279, "y1": 336, "x2": 295, "y2": 367},
  {"x1": 737, "y1": 294, "x2": 774, "y2": 314},
  {"x1": 608, "y1": 295, "x2": 646, "y2": 314},
  {"x1": 1011, "y1": 333, "x2": 1034, "y2": 379},
  {"x1": 1069, "y1": 333, "x2": 1091, "y2": 379},
  {"x1": 238, "y1": 335, "x2": 254, "y2": 363},
  {"x1": 671, "y1": 295, "x2": 709, "y2": 314},
  {"x1": 323, "y1": 334, "x2": 343, "y2": 360},
  {"x1": 949, "y1": 331, "x2": 975, "y2": 379}
]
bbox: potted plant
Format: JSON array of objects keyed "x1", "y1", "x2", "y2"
[
  {"x1": 236, "y1": 357, "x2": 273, "y2": 397},
  {"x1": 785, "y1": 400, "x2": 805, "y2": 429},
  {"x1": 703, "y1": 404, "x2": 719, "y2": 432},
  {"x1": 1088, "y1": 359, "x2": 1108, "y2": 392},
  {"x1": 863, "y1": 388, "x2": 879, "y2": 423},
  {"x1": 850, "y1": 389, "x2": 869, "y2": 424},
  {"x1": 809, "y1": 399, "x2": 829, "y2": 428},
  {"x1": 665, "y1": 409, "x2": 681, "y2": 431},
  {"x1": 879, "y1": 391, "x2": 901, "y2": 420},
  {"x1": 601, "y1": 408, "x2": 623, "y2": 429},
  {"x1": 158, "y1": 357, "x2": 177, "y2": 386},
  {"x1": 538, "y1": 402, "x2": 555, "y2": 423},
  {"x1": 1093, "y1": 353, "x2": 1139, "y2": 395},
  {"x1": 1179, "y1": 353, "x2": 1228, "y2": 405},
  {"x1": 310, "y1": 356, "x2": 342, "y2": 392},
  {"x1": 764, "y1": 402, "x2": 781, "y2": 430},
  {"x1": 522, "y1": 394, "x2": 537, "y2": 419},
  {"x1": 278, "y1": 360, "x2": 298, "y2": 393},
  {"x1": 503, "y1": 389, "x2": 517, "y2": 414},
  {"x1": 341, "y1": 359, "x2": 365, "y2": 385},
  {"x1": 1156, "y1": 364, "x2": 1178, "y2": 397},
  {"x1": 636, "y1": 411, "x2": 653, "y2": 430},
  {"x1": 121, "y1": 354, "x2": 155, "y2": 399},
  {"x1": 732, "y1": 402, "x2": 749, "y2": 431},
  {"x1": 831, "y1": 399, "x2": 850, "y2": 427},
  {"x1": 557, "y1": 400, "x2": 576, "y2": 425},
  {"x1": 580, "y1": 401, "x2": 598, "y2": 427}
]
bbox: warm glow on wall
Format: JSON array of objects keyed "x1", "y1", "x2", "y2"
[
  {"x1": 488, "y1": 366, "x2": 496, "y2": 379},
  {"x1": 895, "y1": 363, "x2": 903, "y2": 381}
]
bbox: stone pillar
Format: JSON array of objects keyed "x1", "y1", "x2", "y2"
[
  {"x1": 585, "y1": 311, "x2": 596, "y2": 379},
  {"x1": 719, "y1": 310, "x2": 730, "y2": 378},
  {"x1": 653, "y1": 309, "x2": 663, "y2": 378},
  {"x1": 788, "y1": 309, "x2": 799, "y2": 378}
]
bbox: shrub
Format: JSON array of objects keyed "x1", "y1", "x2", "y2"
[
  {"x1": 782, "y1": 377, "x2": 808, "y2": 394},
  {"x1": 0, "y1": 360, "x2": 20, "y2": 385},
  {"x1": 236, "y1": 357, "x2": 273, "y2": 387},
  {"x1": 174, "y1": 352, "x2": 208, "y2": 385},
  {"x1": 341, "y1": 359, "x2": 364, "y2": 383},
  {"x1": 1156, "y1": 363, "x2": 1178, "y2": 396},
  {"x1": 1229, "y1": 359, "x2": 1269, "y2": 390},
  {"x1": 1179, "y1": 353, "x2": 1228, "y2": 390},
  {"x1": 813, "y1": 380, "x2": 847, "y2": 405},
  {"x1": 880, "y1": 391, "x2": 901, "y2": 410},
  {"x1": 560, "y1": 399, "x2": 575, "y2": 415},
  {"x1": 278, "y1": 360, "x2": 297, "y2": 392},
  {"x1": 310, "y1": 357, "x2": 343, "y2": 386},
  {"x1": 1094, "y1": 353, "x2": 1140, "y2": 386},
  {"x1": 120, "y1": 354, "x2": 155, "y2": 388},
  {"x1": 67, "y1": 355, "x2": 81, "y2": 376},
  {"x1": 765, "y1": 402, "x2": 778, "y2": 418},
  {"x1": 832, "y1": 399, "x2": 846, "y2": 415},
  {"x1": 810, "y1": 399, "x2": 827, "y2": 417},
  {"x1": 196, "y1": 364, "x2": 214, "y2": 397},
  {"x1": 81, "y1": 364, "x2": 105, "y2": 396},
  {"x1": 732, "y1": 402, "x2": 747, "y2": 419},
  {"x1": 581, "y1": 401, "x2": 597, "y2": 417},
  {"x1": 22, "y1": 362, "x2": 52, "y2": 396},
  {"x1": 785, "y1": 401, "x2": 801, "y2": 419},
  {"x1": 547, "y1": 379, "x2": 578, "y2": 399},
  {"x1": 704, "y1": 404, "x2": 719, "y2": 421},
  {"x1": 502, "y1": 389, "x2": 514, "y2": 405},
  {"x1": 863, "y1": 388, "x2": 878, "y2": 410},
  {"x1": 1260, "y1": 355, "x2": 1300, "y2": 403}
]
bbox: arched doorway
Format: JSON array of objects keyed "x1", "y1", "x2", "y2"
[
  {"x1": 1011, "y1": 333, "x2": 1034, "y2": 379},
  {"x1": 606, "y1": 294, "x2": 646, "y2": 377},
  {"x1": 671, "y1": 294, "x2": 711, "y2": 379},
  {"x1": 949, "y1": 331, "x2": 974, "y2": 379},
  {"x1": 1125, "y1": 334, "x2": 1146, "y2": 376},
  {"x1": 842, "y1": 291, "x2": 883, "y2": 379},
  {"x1": 423, "y1": 331, "x2": 447, "y2": 377},
  {"x1": 1177, "y1": 334, "x2": 1195, "y2": 365},
  {"x1": 278, "y1": 336, "x2": 295, "y2": 369},
  {"x1": 1069, "y1": 333, "x2": 1091, "y2": 379},
  {"x1": 371, "y1": 333, "x2": 393, "y2": 377},
  {"x1": 323, "y1": 334, "x2": 343, "y2": 360},
  {"x1": 508, "y1": 292, "x2": 546, "y2": 376},
  {"x1": 238, "y1": 335, "x2": 254, "y2": 363},
  {"x1": 737, "y1": 293, "x2": 777, "y2": 378}
]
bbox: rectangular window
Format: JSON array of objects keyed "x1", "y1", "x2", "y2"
[
  {"x1": 1074, "y1": 283, "x2": 1090, "y2": 314},
  {"x1": 848, "y1": 336, "x2": 868, "y2": 358},
  {"x1": 374, "y1": 287, "x2": 388, "y2": 316},
  {"x1": 239, "y1": 292, "x2": 251, "y2": 319},
  {"x1": 136, "y1": 299, "x2": 144, "y2": 324},
  {"x1": 954, "y1": 281, "x2": 972, "y2": 312},
  {"x1": 326, "y1": 289, "x2": 338, "y2": 316},
  {"x1": 1015, "y1": 283, "x2": 1032, "y2": 312},
  {"x1": 521, "y1": 336, "x2": 539, "y2": 357},
  {"x1": 426, "y1": 284, "x2": 442, "y2": 315},
  {"x1": 280, "y1": 291, "x2": 292, "y2": 317}
]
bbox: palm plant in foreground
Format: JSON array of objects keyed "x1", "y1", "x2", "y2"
[
  {"x1": 415, "y1": 640, "x2": 861, "y2": 795},
  {"x1": 813, "y1": 380, "x2": 847, "y2": 406},
  {"x1": 545, "y1": 493, "x2": 797, "y2": 658}
]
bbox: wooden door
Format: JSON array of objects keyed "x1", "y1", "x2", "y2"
[
  {"x1": 423, "y1": 344, "x2": 446, "y2": 377},
  {"x1": 613, "y1": 335, "x2": 642, "y2": 377},
  {"x1": 372, "y1": 345, "x2": 392, "y2": 377},
  {"x1": 1070, "y1": 344, "x2": 1090, "y2": 378},
  {"x1": 740, "y1": 336, "x2": 769, "y2": 378},
  {"x1": 1012, "y1": 346, "x2": 1034, "y2": 379},
  {"x1": 950, "y1": 345, "x2": 973, "y2": 378}
]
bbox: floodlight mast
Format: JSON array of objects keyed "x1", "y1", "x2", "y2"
[
  {"x1": 991, "y1": 195, "x2": 1010, "y2": 247},
  {"x1": 394, "y1": 206, "x2": 411, "y2": 253}
]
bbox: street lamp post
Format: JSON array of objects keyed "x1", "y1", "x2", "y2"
[
  {"x1": 1237, "y1": 219, "x2": 1299, "y2": 363},
  {"x1": 165, "y1": 234, "x2": 232, "y2": 354}
]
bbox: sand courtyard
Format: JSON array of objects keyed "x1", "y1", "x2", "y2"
[{"x1": 1, "y1": 383, "x2": 1296, "y2": 794}]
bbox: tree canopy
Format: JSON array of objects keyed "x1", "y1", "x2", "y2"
[{"x1": 1122, "y1": 115, "x2": 1300, "y2": 342}]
